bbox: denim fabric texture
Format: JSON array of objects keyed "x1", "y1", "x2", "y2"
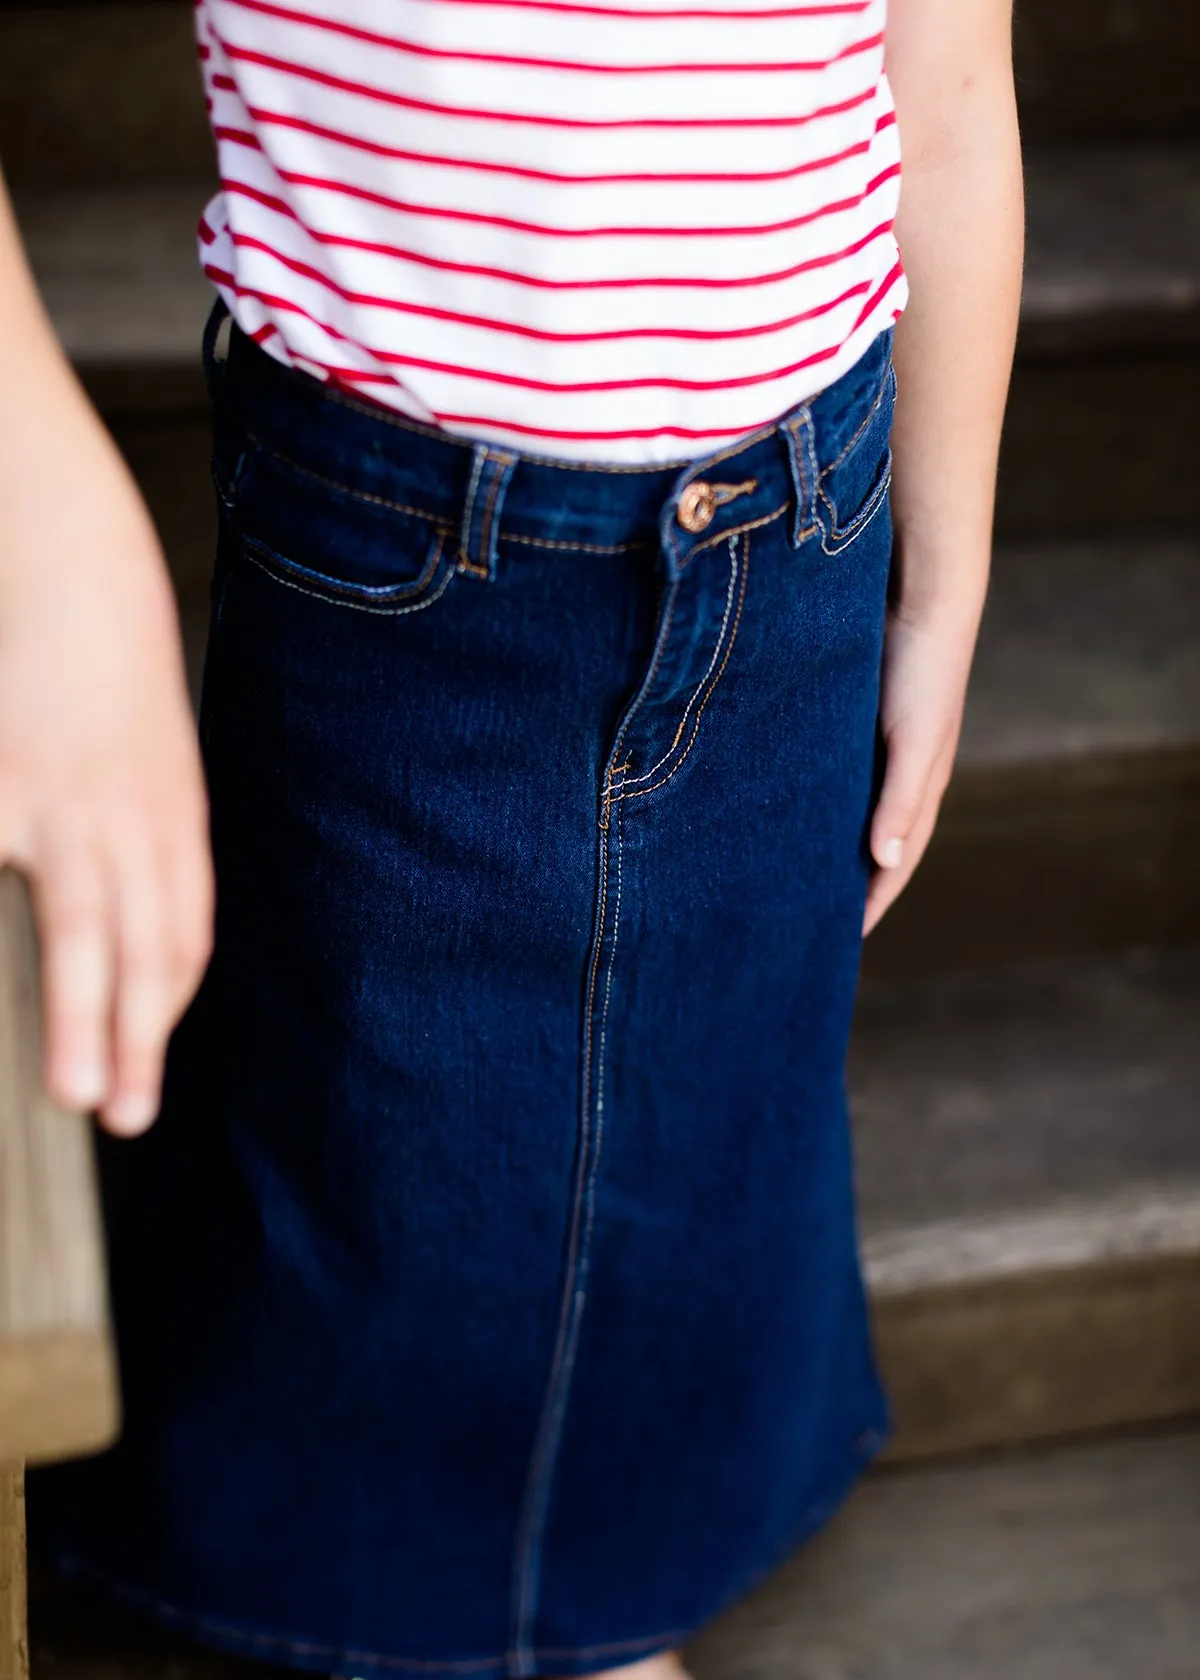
[{"x1": 30, "y1": 310, "x2": 897, "y2": 1680}]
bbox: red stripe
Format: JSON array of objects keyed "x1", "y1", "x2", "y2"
[
  {"x1": 202, "y1": 265, "x2": 389, "y2": 379},
  {"x1": 368, "y1": 0, "x2": 870, "y2": 18},
  {"x1": 232, "y1": 228, "x2": 872, "y2": 340},
  {"x1": 294, "y1": 357, "x2": 395, "y2": 380},
  {"x1": 215, "y1": 47, "x2": 880, "y2": 130},
  {"x1": 213, "y1": 124, "x2": 263, "y2": 148},
  {"x1": 223, "y1": 0, "x2": 882, "y2": 76},
  {"x1": 849, "y1": 254, "x2": 904, "y2": 330},
  {"x1": 205, "y1": 267, "x2": 858, "y2": 393},
  {"x1": 317, "y1": 367, "x2": 398, "y2": 382},
  {"x1": 224, "y1": 101, "x2": 882, "y2": 186},
  {"x1": 220, "y1": 179, "x2": 895, "y2": 289},
  {"x1": 230, "y1": 161, "x2": 899, "y2": 240},
  {"x1": 205, "y1": 268, "x2": 899, "y2": 447},
  {"x1": 428, "y1": 409, "x2": 786, "y2": 443}
]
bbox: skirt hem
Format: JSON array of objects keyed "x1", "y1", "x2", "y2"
[{"x1": 39, "y1": 1423, "x2": 886, "y2": 1680}]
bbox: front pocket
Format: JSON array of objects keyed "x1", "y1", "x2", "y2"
[
  {"x1": 817, "y1": 363, "x2": 896, "y2": 555},
  {"x1": 232, "y1": 442, "x2": 455, "y2": 614}
]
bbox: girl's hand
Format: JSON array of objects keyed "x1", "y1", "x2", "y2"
[
  {"x1": 0, "y1": 425, "x2": 214, "y2": 1137},
  {"x1": 0, "y1": 163, "x2": 211, "y2": 1137},
  {"x1": 863, "y1": 600, "x2": 979, "y2": 936}
]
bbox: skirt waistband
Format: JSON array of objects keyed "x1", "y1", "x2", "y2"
[{"x1": 205, "y1": 303, "x2": 895, "y2": 582}]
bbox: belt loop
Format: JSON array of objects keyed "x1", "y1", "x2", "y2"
[
  {"x1": 457, "y1": 445, "x2": 518, "y2": 582},
  {"x1": 781, "y1": 408, "x2": 819, "y2": 549},
  {"x1": 201, "y1": 296, "x2": 233, "y2": 400}
]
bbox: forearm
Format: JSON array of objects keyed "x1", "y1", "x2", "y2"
[
  {"x1": 885, "y1": 0, "x2": 1024, "y2": 631},
  {"x1": 0, "y1": 166, "x2": 163, "y2": 597}
]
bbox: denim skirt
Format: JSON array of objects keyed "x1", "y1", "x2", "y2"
[{"x1": 32, "y1": 313, "x2": 896, "y2": 1680}]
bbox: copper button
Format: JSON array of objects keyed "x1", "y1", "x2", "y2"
[{"x1": 677, "y1": 480, "x2": 716, "y2": 534}]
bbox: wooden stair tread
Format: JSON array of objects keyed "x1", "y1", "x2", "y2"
[
  {"x1": 852, "y1": 946, "x2": 1200, "y2": 1250},
  {"x1": 960, "y1": 537, "x2": 1200, "y2": 769}
]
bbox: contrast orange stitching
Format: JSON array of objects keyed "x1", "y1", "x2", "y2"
[
  {"x1": 690, "y1": 419, "x2": 778, "y2": 475},
  {"x1": 709, "y1": 477, "x2": 758, "y2": 507},
  {"x1": 477, "y1": 453, "x2": 516, "y2": 578},
  {"x1": 784, "y1": 409, "x2": 820, "y2": 544},
  {"x1": 820, "y1": 462, "x2": 893, "y2": 554},
  {"x1": 817, "y1": 368, "x2": 896, "y2": 544},
  {"x1": 56, "y1": 1563, "x2": 499, "y2": 1671},
  {"x1": 687, "y1": 500, "x2": 787, "y2": 557},
  {"x1": 243, "y1": 541, "x2": 455, "y2": 616},
  {"x1": 534, "y1": 1630, "x2": 692, "y2": 1661},
  {"x1": 510, "y1": 800, "x2": 617, "y2": 1661},
  {"x1": 501, "y1": 530, "x2": 649, "y2": 556},
  {"x1": 456, "y1": 447, "x2": 487, "y2": 574},
  {"x1": 616, "y1": 529, "x2": 750, "y2": 805},
  {"x1": 244, "y1": 433, "x2": 454, "y2": 529},
  {"x1": 62, "y1": 1547, "x2": 691, "y2": 1671},
  {"x1": 819, "y1": 363, "x2": 890, "y2": 480},
  {"x1": 619, "y1": 536, "x2": 741, "y2": 789},
  {"x1": 600, "y1": 580, "x2": 678, "y2": 829}
]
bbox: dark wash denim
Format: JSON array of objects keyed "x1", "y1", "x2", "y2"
[{"x1": 31, "y1": 310, "x2": 896, "y2": 1680}]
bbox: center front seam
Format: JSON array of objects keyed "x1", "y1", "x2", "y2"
[{"x1": 507, "y1": 796, "x2": 626, "y2": 1676}]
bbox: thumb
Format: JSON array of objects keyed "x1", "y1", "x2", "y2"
[{"x1": 870, "y1": 725, "x2": 933, "y2": 873}]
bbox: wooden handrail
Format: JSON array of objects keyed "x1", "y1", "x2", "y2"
[
  {"x1": 0, "y1": 868, "x2": 121, "y2": 1680},
  {"x1": 0, "y1": 1472, "x2": 26, "y2": 1680}
]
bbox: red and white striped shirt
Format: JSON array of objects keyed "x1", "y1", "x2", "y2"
[{"x1": 196, "y1": 0, "x2": 906, "y2": 462}]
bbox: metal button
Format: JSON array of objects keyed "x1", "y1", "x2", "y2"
[{"x1": 677, "y1": 481, "x2": 716, "y2": 534}]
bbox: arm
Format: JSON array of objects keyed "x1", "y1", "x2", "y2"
[
  {"x1": 0, "y1": 166, "x2": 212, "y2": 1133},
  {"x1": 864, "y1": 0, "x2": 1024, "y2": 932}
]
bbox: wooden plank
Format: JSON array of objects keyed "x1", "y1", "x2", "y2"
[
  {"x1": 874, "y1": 1252, "x2": 1200, "y2": 1462},
  {"x1": 0, "y1": 870, "x2": 119, "y2": 1464},
  {"x1": 0, "y1": 1467, "x2": 27, "y2": 1680},
  {"x1": 685, "y1": 1430, "x2": 1200, "y2": 1680},
  {"x1": 0, "y1": 8, "x2": 210, "y2": 189},
  {"x1": 861, "y1": 746, "x2": 1200, "y2": 981}
]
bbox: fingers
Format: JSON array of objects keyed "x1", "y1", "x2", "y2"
[
  {"x1": 27, "y1": 813, "x2": 213, "y2": 1137},
  {"x1": 105, "y1": 821, "x2": 214, "y2": 1137},
  {"x1": 35, "y1": 842, "x2": 114, "y2": 1114},
  {"x1": 869, "y1": 719, "x2": 935, "y2": 877},
  {"x1": 863, "y1": 722, "x2": 954, "y2": 937},
  {"x1": 863, "y1": 793, "x2": 939, "y2": 936}
]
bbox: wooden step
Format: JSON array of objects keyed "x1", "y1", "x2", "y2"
[
  {"x1": 1, "y1": 0, "x2": 1196, "y2": 194},
  {"x1": 688, "y1": 1428, "x2": 1200, "y2": 1680},
  {"x1": 0, "y1": 7, "x2": 210, "y2": 189},
  {"x1": 863, "y1": 536, "x2": 1200, "y2": 979},
  {"x1": 1021, "y1": 146, "x2": 1200, "y2": 355},
  {"x1": 1000, "y1": 142, "x2": 1200, "y2": 537},
  {"x1": 851, "y1": 946, "x2": 1200, "y2": 1456},
  {"x1": 1016, "y1": 0, "x2": 1200, "y2": 143}
]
